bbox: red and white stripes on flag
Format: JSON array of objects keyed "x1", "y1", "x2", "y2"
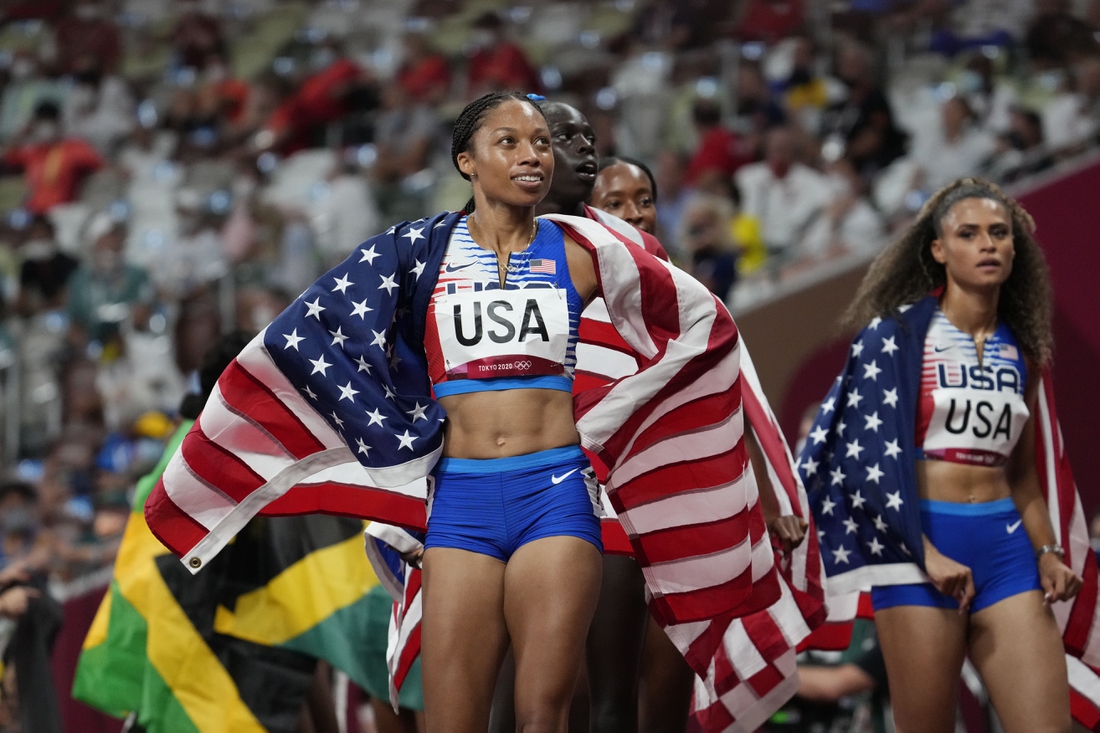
[{"x1": 689, "y1": 347, "x2": 827, "y2": 732}]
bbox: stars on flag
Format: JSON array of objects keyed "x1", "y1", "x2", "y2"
[
  {"x1": 864, "y1": 411, "x2": 883, "y2": 433},
  {"x1": 845, "y1": 439, "x2": 864, "y2": 460},
  {"x1": 396, "y1": 430, "x2": 417, "y2": 450},
  {"x1": 310, "y1": 355, "x2": 332, "y2": 376},
  {"x1": 356, "y1": 438, "x2": 371, "y2": 456},
  {"x1": 329, "y1": 327, "x2": 349, "y2": 348},
  {"x1": 846, "y1": 388, "x2": 864, "y2": 409},
  {"x1": 872, "y1": 514, "x2": 889, "y2": 533},
  {"x1": 303, "y1": 385, "x2": 317, "y2": 400},
  {"x1": 830, "y1": 466, "x2": 846, "y2": 486},
  {"x1": 851, "y1": 340, "x2": 864, "y2": 358},
  {"x1": 886, "y1": 491, "x2": 904, "y2": 511},
  {"x1": 842, "y1": 517, "x2": 859, "y2": 534},
  {"x1": 406, "y1": 402, "x2": 429, "y2": 422},
  {"x1": 411, "y1": 259, "x2": 426, "y2": 279},
  {"x1": 402, "y1": 227, "x2": 425, "y2": 244},
  {"x1": 379, "y1": 274, "x2": 399, "y2": 295},
  {"x1": 863, "y1": 360, "x2": 882, "y2": 381},
  {"x1": 371, "y1": 329, "x2": 387, "y2": 350},
  {"x1": 283, "y1": 329, "x2": 304, "y2": 351},
  {"x1": 351, "y1": 299, "x2": 372, "y2": 319},
  {"x1": 882, "y1": 388, "x2": 899, "y2": 408},
  {"x1": 881, "y1": 336, "x2": 899, "y2": 356},
  {"x1": 355, "y1": 355, "x2": 372, "y2": 374},
  {"x1": 832, "y1": 545, "x2": 852, "y2": 564},
  {"x1": 332, "y1": 273, "x2": 354, "y2": 294},
  {"x1": 359, "y1": 244, "x2": 380, "y2": 264},
  {"x1": 849, "y1": 489, "x2": 866, "y2": 509},
  {"x1": 866, "y1": 463, "x2": 884, "y2": 484},
  {"x1": 801, "y1": 456, "x2": 819, "y2": 475},
  {"x1": 822, "y1": 397, "x2": 836, "y2": 414},
  {"x1": 365, "y1": 408, "x2": 387, "y2": 427},
  {"x1": 383, "y1": 384, "x2": 396, "y2": 401},
  {"x1": 337, "y1": 381, "x2": 360, "y2": 403},
  {"x1": 330, "y1": 411, "x2": 345, "y2": 429},
  {"x1": 821, "y1": 496, "x2": 837, "y2": 515},
  {"x1": 305, "y1": 298, "x2": 325, "y2": 320},
  {"x1": 867, "y1": 537, "x2": 884, "y2": 556},
  {"x1": 809, "y1": 425, "x2": 829, "y2": 445},
  {"x1": 884, "y1": 439, "x2": 902, "y2": 459}
]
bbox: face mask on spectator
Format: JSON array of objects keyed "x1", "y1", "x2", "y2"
[
  {"x1": 311, "y1": 48, "x2": 336, "y2": 71},
  {"x1": 92, "y1": 248, "x2": 123, "y2": 274},
  {"x1": 23, "y1": 238, "x2": 58, "y2": 259},
  {"x1": 1, "y1": 507, "x2": 36, "y2": 534},
  {"x1": 74, "y1": 4, "x2": 103, "y2": 20},
  {"x1": 11, "y1": 58, "x2": 35, "y2": 81},
  {"x1": 958, "y1": 70, "x2": 985, "y2": 95},
  {"x1": 31, "y1": 121, "x2": 60, "y2": 144}
]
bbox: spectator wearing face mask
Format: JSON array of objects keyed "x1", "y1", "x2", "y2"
[
  {"x1": 985, "y1": 106, "x2": 1054, "y2": 182},
  {"x1": 0, "y1": 101, "x2": 105, "y2": 214},
  {"x1": 957, "y1": 53, "x2": 1020, "y2": 136},
  {"x1": 802, "y1": 156, "x2": 886, "y2": 259},
  {"x1": 53, "y1": 0, "x2": 122, "y2": 76},
  {"x1": 66, "y1": 214, "x2": 154, "y2": 346},
  {"x1": 908, "y1": 95, "x2": 996, "y2": 192},
  {"x1": 15, "y1": 215, "x2": 78, "y2": 317}
]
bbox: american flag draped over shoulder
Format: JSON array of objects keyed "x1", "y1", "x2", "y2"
[
  {"x1": 145, "y1": 210, "x2": 781, "y2": 683},
  {"x1": 799, "y1": 295, "x2": 1100, "y2": 728}
]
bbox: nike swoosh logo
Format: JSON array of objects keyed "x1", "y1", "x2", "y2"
[
  {"x1": 445, "y1": 262, "x2": 474, "y2": 273},
  {"x1": 933, "y1": 345, "x2": 954, "y2": 352},
  {"x1": 551, "y1": 468, "x2": 579, "y2": 485},
  {"x1": 1006, "y1": 520, "x2": 1022, "y2": 534}
]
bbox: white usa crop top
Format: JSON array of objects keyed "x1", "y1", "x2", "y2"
[
  {"x1": 423, "y1": 216, "x2": 583, "y2": 398},
  {"x1": 915, "y1": 308, "x2": 1030, "y2": 467}
]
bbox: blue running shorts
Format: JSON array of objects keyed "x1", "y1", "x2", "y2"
[
  {"x1": 424, "y1": 444, "x2": 603, "y2": 562},
  {"x1": 871, "y1": 497, "x2": 1042, "y2": 613}
]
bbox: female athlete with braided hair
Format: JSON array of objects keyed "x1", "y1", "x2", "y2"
[{"x1": 809, "y1": 178, "x2": 1082, "y2": 733}]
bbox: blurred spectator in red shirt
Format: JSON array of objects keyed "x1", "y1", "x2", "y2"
[
  {"x1": 1, "y1": 102, "x2": 105, "y2": 214},
  {"x1": 466, "y1": 12, "x2": 542, "y2": 98},
  {"x1": 684, "y1": 97, "x2": 753, "y2": 187},
  {"x1": 171, "y1": 0, "x2": 227, "y2": 70},
  {"x1": 734, "y1": 0, "x2": 805, "y2": 43},
  {"x1": 397, "y1": 31, "x2": 452, "y2": 106},
  {"x1": 53, "y1": 0, "x2": 122, "y2": 75},
  {"x1": 262, "y1": 42, "x2": 366, "y2": 154},
  {"x1": 195, "y1": 51, "x2": 250, "y2": 127}
]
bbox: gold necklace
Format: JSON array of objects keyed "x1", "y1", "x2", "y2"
[{"x1": 467, "y1": 215, "x2": 539, "y2": 258}]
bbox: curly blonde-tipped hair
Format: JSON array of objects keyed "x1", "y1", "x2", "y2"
[{"x1": 843, "y1": 177, "x2": 1053, "y2": 365}]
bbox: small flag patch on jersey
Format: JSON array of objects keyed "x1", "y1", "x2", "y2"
[
  {"x1": 530, "y1": 259, "x2": 556, "y2": 275},
  {"x1": 999, "y1": 343, "x2": 1019, "y2": 360}
]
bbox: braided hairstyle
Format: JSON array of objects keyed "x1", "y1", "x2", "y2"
[
  {"x1": 451, "y1": 91, "x2": 545, "y2": 213},
  {"x1": 843, "y1": 177, "x2": 1053, "y2": 365},
  {"x1": 598, "y1": 156, "x2": 659, "y2": 203}
]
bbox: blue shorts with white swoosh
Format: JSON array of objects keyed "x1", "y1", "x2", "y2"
[
  {"x1": 871, "y1": 497, "x2": 1042, "y2": 613},
  {"x1": 424, "y1": 445, "x2": 603, "y2": 561}
]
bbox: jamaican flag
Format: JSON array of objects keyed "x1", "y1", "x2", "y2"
[{"x1": 73, "y1": 420, "x2": 382, "y2": 732}]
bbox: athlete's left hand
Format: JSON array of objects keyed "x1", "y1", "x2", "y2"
[
  {"x1": 767, "y1": 515, "x2": 808, "y2": 556},
  {"x1": 1039, "y1": 553, "x2": 1083, "y2": 603}
]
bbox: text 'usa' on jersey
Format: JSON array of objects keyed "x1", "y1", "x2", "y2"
[{"x1": 424, "y1": 217, "x2": 583, "y2": 395}]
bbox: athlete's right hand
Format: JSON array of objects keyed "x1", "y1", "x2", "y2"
[
  {"x1": 923, "y1": 542, "x2": 975, "y2": 613},
  {"x1": 767, "y1": 515, "x2": 808, "y2": 556}
]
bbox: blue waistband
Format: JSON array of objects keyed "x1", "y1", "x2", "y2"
[
  {"x1": 919, "y1": 497, "x2": 1017, "y2": 516},
  {"x1": 433, "y1": 375, "x2": 573, "y2": 398},
  {"x1": 435, "y1": 444, "x2": 586, "y2": 475}
]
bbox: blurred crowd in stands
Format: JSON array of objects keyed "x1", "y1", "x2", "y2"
[{"x1": 2, "y1": 0, "x2": 1100, "y2": 611}]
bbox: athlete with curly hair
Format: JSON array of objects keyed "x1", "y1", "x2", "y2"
[{"x1": 810, "y1": 177, "x2": 1081, "y2": 733}]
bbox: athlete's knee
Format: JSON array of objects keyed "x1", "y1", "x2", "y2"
[{"x1": 587, "y1": 702, "x2": 636, "y2": 733}]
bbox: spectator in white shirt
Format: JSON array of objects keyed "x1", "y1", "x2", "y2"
[
  {"x1": 735, "y1": 125, "x2": 832, "y2": 261},
  {"x1": 803, "y1": 156, "x2": 886, "y2": 259},
  {"x1": 909, "y1": 95, "x2": 996, "y2": 192},
  {"x1": 1043, "y1": 56, "x2": 1100, "y2": 151}
]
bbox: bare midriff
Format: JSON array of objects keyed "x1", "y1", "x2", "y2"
[
  {"x1": 917, "y1": 459, "x2": 1011, "y2": 504},
  {"x1": 439, "y1": 387, "x2": 579, "y2": 459}
]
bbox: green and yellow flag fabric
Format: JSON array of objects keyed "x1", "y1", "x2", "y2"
[{"x1": 73, "y1": 421, "x2": 382, "y2": 732}]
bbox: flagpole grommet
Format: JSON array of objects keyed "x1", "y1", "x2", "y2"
[{"x1": 189, "y1": 557, "x2": 202, "y2": 569}]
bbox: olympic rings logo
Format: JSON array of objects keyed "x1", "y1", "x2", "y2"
[{"x1": 515, "y1": 360, "x2": 532, "y2": 370}]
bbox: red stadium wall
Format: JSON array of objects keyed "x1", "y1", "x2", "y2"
[{"x1": 740, "y1": 156, "x2": 1100, "y2": 519}]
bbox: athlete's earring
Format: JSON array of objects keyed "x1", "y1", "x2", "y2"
[{"x1": 469, "y1": 173, "x2": 478, "y2": 180}]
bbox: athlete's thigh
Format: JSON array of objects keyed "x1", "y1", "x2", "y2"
[
  {"x1": 585, "y1": 554, "x2": 649, "y2": 733},
  {"x1": 504, "y1": 536, "x2": 603, "y2": 727},
  {"x1": 874, "y1": 604, "x2": 968, "y2": 733},
  {"x1": 969, "y1": 591, "x2": 1071, "y2": 733},
  {"x1": 421, "y1": 547, "x2": 510, "y2": 733}
]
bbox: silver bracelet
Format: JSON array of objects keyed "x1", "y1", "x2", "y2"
[{"x1": 1036, "y1": 544, "x2": 1066, "y2": 561}]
